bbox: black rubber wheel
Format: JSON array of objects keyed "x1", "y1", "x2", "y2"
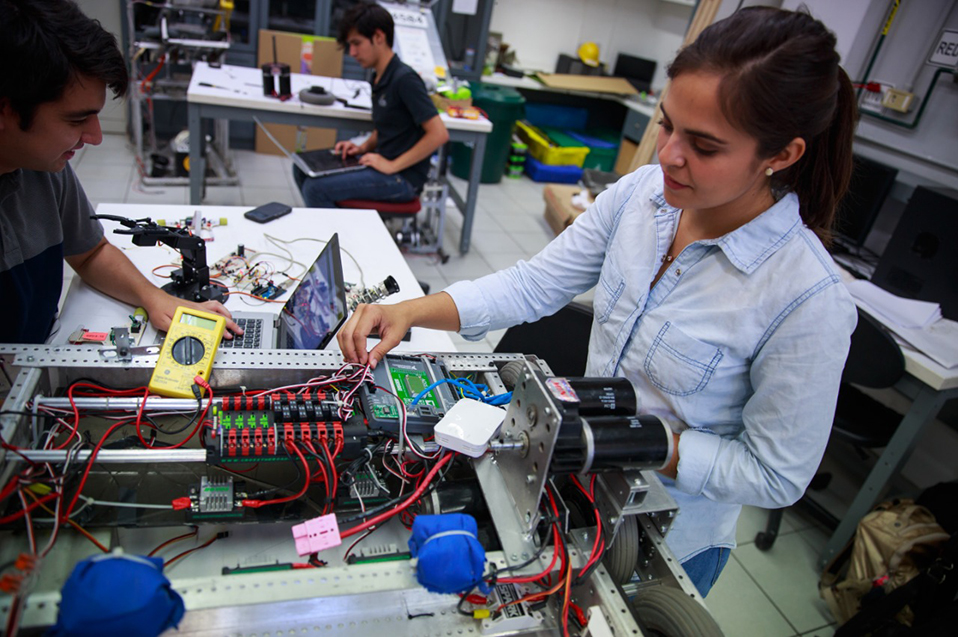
[
  {"x1": 631, "y1": 586, "x2": 725, "y2": 637},
  {"x1": 603, "y1": 512, "x2": 639, "y2": 585},
  {"x1": 498, "y1": 360, "x2": 526, "y2": 390}
]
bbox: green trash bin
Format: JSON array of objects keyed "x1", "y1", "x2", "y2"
[{"x1": 450, "y1": 82, "x2": 525, "y2": 184}]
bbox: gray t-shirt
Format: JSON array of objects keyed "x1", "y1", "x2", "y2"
[{"x1": 1, "y1": 163, "x2": 103, "y2": 342}]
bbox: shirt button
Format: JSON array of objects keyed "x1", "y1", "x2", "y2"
[{"x1": 675, "y1": 268, "x2": 682, "y2": 275}]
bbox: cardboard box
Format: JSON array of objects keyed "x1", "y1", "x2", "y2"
[
  {"x1": 430, "y1": 93, "x2": 472, "y2": 112},
  {"x1": 543, "y1": 184, "x2": 593, "y2": 236},
  {"x1": 614, "y1": 138, "x2": 638, "y2": 175},
  {"x1": 255, "y1": 30, "x2": 344, "y2": 156},
  {"x1": 535, "y1": 73, "x2": 638, "y2": 95}
]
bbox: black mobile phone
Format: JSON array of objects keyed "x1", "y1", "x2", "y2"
[{"x1": 244, "y1": 202, "x2": 292, "y2": 224}]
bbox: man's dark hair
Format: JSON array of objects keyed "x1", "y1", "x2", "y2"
[
  {"x1": 0, "y1": 0, "x2": 129, "y2": 130},
  {"x1": 337, "y1": 2, "x2": 395, "y2": 49}
]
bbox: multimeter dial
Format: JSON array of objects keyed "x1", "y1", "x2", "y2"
[
  {"x1": 171, "y1": 336, "x2": 206, "y2": 365},
  {"x1": 149, "y1": 307, "x2": 226, "y2": 398}
]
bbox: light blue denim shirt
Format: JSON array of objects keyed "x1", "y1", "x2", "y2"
[{"x1": 445, "y1": 165, "x2": 857, "y2": 562}]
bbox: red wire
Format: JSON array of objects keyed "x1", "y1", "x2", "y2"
[
  {"x1": 57, "y1": 383, "x2": 147, "y2": 450},
  {"x1": 0, "y1": 493, "x2": 57, "y2": 526},
  {"x1": 304, "y1": 441, "x2": 331, "y2": 514},
  {"x1": 164, "y1": 533, "x2": 219, "y2": 568},
  {"x1": 60, "y1": 419, "x2": 130, "y2": 522},
  {"x1": 156, "y1": 386, "x2": 214, "y2": 451},
  {"x1": 148, "y1": 527, "x2": 199, "y2": 557},
  {"x1": 340, "y1": 452, "x2": 454, "y2": 540},
  {"x1": 571, "y1": 476, "x2": 604, "y2": 575},
  {"x1": 241, "y1": 442, "x2": 310, "y2": 508},
  {"x1": 320, "y1": 438, "x2": 338, "y2": 502},
  {"x1": 140, "y1": 54, "x2": 166, "y2": 93}
]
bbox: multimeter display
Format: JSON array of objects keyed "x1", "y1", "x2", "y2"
[
  {"x1": 149, "y1": 307, "x2": 226, "y2": 398},
  {"x1": 180, "y1": 313, "x2": 219, "y2": 330}
]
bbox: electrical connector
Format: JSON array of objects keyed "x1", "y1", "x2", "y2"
[
  {"x1": 292, "y1": 514, "x2": 342, "y2": 555},
  {"x1": 882, "y1": 88, "x2": 914, "y2": 113},
  {"x1": 0, "y1": 573, "x2": 24, "y2": 594},
  {"x1": 13, "y1": 553, "x2": 36, "y2": 572},
  {"x1": 171, "y1": 497, "x2": 192, "y2": 511}
]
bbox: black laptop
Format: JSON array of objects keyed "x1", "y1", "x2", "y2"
[{"x1": 253, "y1": 116, "x2": 367, "y2": 179}]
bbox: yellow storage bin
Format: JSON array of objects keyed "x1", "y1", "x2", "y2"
[{"x1": 516, "y1": 120, "x2": 589, "y2": 167}]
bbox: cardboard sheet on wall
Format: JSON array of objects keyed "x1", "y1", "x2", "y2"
[
  {"x1": 536, "y1": 73, "x2": 638, "y2": 95},
  {"x1": 255, "y1": 30, "x2": 344, "y2": 156}
]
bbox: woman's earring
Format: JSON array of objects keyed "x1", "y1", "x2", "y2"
[{"x1": 765, "y1": 167, "x2": 774, "y2": 177}]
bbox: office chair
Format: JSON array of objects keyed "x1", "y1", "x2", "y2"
[
  {"x1": 337, "y1": 147, "x2": 451, "y2": 263},
  {"x1": 493, "y1": 301, "x2": 594, "y2": 377},
  {"x1": 336, "y1": 182, "x2": 449, "y2": 264},
  {"x1": 755, "y1": 307, "x2": 906, "y2": 551}
]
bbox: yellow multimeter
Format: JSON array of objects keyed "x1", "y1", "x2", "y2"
[{"x1": 149, "y1": 307, "x2": 226, "y2": 398}]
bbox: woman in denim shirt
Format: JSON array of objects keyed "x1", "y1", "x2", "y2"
[{"x1": 340, "y1": 7, "x2": 859, "y2": 597}]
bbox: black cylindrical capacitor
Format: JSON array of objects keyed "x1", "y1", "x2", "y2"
[
  {"x1": 581, "y1": 414, "x2": 672, "y2": 473},
  {"x1": 566, "y1": 377, "x2": 637, "y2": 416}
]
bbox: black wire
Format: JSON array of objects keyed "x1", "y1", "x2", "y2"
[
  {"x1": 246, "y1": 445, "x2": 303, "y2": 498},
  {"x1": 150, "y1": 395, "x2": 203, "y2": 436},
  {"x1": 0, "y1": 410, "x2": 60, "y2": 421},
  {"x1": 457, "y1": 588, "x2": 477, "y2": 617},
  {"x1": 496, "y1": 521, "x2": 556, "y2": 577},
  {"x1": 303, "y1": 445, "x2": 334, "y2": 507}
]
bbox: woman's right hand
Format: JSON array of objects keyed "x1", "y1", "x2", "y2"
[
  {"x1": 338, "y1": 302, "x2": 413, "y2": 368},
  {"x1": 334, "y1": 140, "x2": 363, "y2": 160}
]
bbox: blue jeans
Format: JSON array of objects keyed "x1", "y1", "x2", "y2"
[
  {"x1": 293, "y1": 166, "x2": 418, "y2": 208},
  {"x1": 680, "y1": 547, "x2": 731, "y2": 598}
]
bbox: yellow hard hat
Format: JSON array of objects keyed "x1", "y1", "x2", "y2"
[{"x1": 577, "y1": 42, "x2": 600, "y2": 67}]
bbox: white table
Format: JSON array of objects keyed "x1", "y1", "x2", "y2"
[
  {"x1": 814, "y1": 270, "x2": 958, "y2": 568},
  {"x1": 187, "y1": 62, "x2": 493, "y2": 254},
  {"x1": 54, "y1": 203, "x2": 455, "y2": 354}
]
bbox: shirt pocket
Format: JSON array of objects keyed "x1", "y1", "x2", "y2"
[
  {"x1": 644, "y1": 322, "x2": 724, "y2": 396},
  {"x1": 594, "y1": 260, "x2": 625, "y2": 325}
]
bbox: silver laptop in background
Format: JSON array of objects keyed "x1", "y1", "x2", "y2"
[{"x1": 252, "y1": 116, "x2": 367, "y2": 179}]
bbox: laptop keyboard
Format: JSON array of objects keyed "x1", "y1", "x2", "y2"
[{"x1": 221, "y1": 318, "x2": 263, "y2": 348}]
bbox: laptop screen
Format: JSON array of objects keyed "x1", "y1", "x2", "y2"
[
  {"x1": 833, "y1": 155, "x2": 898, "y2": 249},
  {"x1": 280, "y1": 233, "x2": 348, "y2": 350}
]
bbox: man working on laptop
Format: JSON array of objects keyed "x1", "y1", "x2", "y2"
[
  {"x1": 0, "y1": 0, "x2": 241, "y2": 343},
  {"x1": 294, "y1": 2, "x2": 449, "y2": 208}
]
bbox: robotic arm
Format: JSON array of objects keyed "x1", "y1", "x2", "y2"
[{"x1": 93, "y1": 214, "x2": 226, "y2": 304}]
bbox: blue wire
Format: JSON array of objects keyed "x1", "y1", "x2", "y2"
[{"x1": 409, "y1": 377, "x2": 512, "y2": 407}]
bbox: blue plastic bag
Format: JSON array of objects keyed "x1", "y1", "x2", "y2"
[
  {"x1": 48, "y1": 552, "x2": 185, "y2": 637},
  {"x1": 409, "y1": 514, "x2": 488, "y2": 594}
]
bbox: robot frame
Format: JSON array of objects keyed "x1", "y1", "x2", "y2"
[{"x1": 0, "y1": 345, "x2": 721, "y2": 636}]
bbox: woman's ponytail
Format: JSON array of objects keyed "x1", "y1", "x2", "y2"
[{"x1": 792, "y1": 67, "x2": 859, "y2": 246}]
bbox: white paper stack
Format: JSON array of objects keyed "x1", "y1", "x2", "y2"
[{"x1": 846, "y1": 280, "x2": 958, "y2": 369}]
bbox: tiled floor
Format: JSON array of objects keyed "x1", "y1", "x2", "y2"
[{"x1": 76, "y1": 133, "x2": 839, "y2": 636}]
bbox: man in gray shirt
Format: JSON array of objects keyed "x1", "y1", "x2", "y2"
[{"x1": 0, "y1": 0, "x2": 240, "y2": 343}]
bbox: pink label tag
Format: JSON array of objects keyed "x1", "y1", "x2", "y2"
[
  {"x1": 82, "y1": 332, "x2": 109, "y2": 342},
  {"x1": 292, "y1": 514, "x2": 342, "y2": 556}
]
